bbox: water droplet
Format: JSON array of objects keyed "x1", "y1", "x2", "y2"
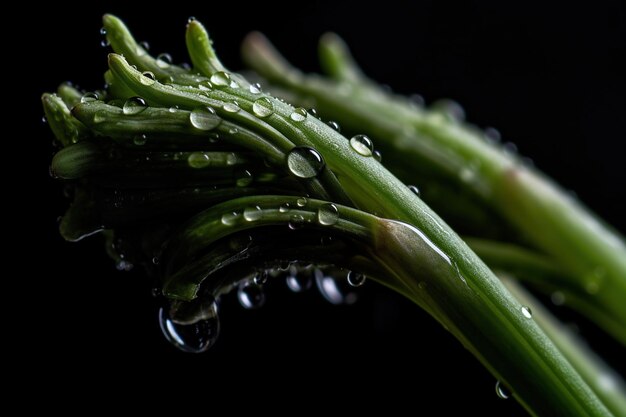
[
  {"x1": 296, "y1": 197, "x2": 308, "y2": 207},
  {"x1": 100, "y1": 39, "x2": 110, "y2": 48},
  {"x1": 41, "y1": 116, "x2": 47, "y2": 124},
  {"x1": 229, "y1": 79, "x2": 239, "y2": 89},
  {"x1": 252, "y1": 97, "x2": 274, "y2": 118},
  {"x1": 243, "y1": 205, "x2": 263, "y2": 221},
  {"x1": 189, "y1": 107, "x2": 221, "y2": 130},
  {"x1": 350, "y1": 134, "x2": 374, "y2": 156},
  {"x1": 317, "y1": 203, "x2": 338, "y2": 226},
  {"x1": 222, "y1": 101, "x2": 240, "y2": 113},
  {"x1": 249, "y1": 83, "x2": 262, "y2": 94},
  {"x1": 210, "y1": 71, "x2": 231, "y2": 87},
  {"x1": 373, "y1": 150, "x2": 382, "y2": 162},
  {"x1": 495, "y1": 381, "x2": 511, "y2": 400},
  {"x1": 235, "y1": 169, "x2": 253, "y2": 187},
  {"x1": 188, "y1": 152, "x2": 211, "y2": 168},
  {"x1": 290, "y1": 107, "x2": 308, "y2": 122},
  {"x1": 158, "y1": 302, "x2": 220, "y2": 353},
  {"x1": 288, "y1": 214, "x2": 305, "y2": 230},
  {"x1": 151, "y1": 287, "x2": 161, "y2": 298},
  {"x1": 551, "y1": 291, "x2": 566, "y2": 306},
  {"x1": 347, "y1": 271, "x2": 366, "y2": 287},
  {"x1": 409, "y1": 93, "x2": 425, "y2": 107},
  {"x1": 408, "y1": 185, "x2": 420, "y2": 197},
  {"x1": 484, "y1": 127, "x2": 501, "y2": 143},
  {"x1": 187, "y1": 16, "x2": 196, "y2": 23},
  {"x1": 254, "y1": 271, "x2": 268, "y2": 285},
  {"x1": 133, "y1": 134, "x2": 147, "y2": 146},
  {"x1": 169, "y1": 106, "x2": 178, "y2": 113},
  {"x1": 315, "y1": 269, "x2": 358, "y2": 305},
  {"x1": 221, "y1": 211, "x2": 240, "y2": 226},
  {"x1": 286, "y1": 265, "x2": 312, "y2": 292},
  {"x1": 279, "y1": 203, "x2": 290, "y2": 213},
  {"x1": 156, "y1": 53, "x2": 172, "y2": 69},
  {"x1": 122, "y1": 96, "x2": 147, "y2": 115},
  {"x1": 198, "y1": 80, "x2": 213, "y2": 91},
  {"x1": 140, "y1": 71, "x2": 156, "y2": 85},
  {"x1": 327, "y1": 120, "x2": 341, "y2": 132},
  {"x1": 237, "y1": 283, "x2": 265, "y2": 309},
  {"x1": 80, "y1": 92, "x2": 99, "y2": 104},
  {"x1": 93, "y1": 110, "x2": 107, "y2": 124},
  {"x1": 152, "y1": 257, "x2": 160, "y2": 265},
  {"x1": 432, "y1": 99, "x2": 465, "y2": 121},
  {"x1": 286, "y1": 146, "x2": 325, "y2": 178},
  {"x1": 99, "y1": 27, "x2": 107, "y2": 35},
  {"x1": 521, "y1": 306, "x2": 533, "y2": 319},
  {"x1": 503, "y1": 142, "x2": 518, "y2": 154}
]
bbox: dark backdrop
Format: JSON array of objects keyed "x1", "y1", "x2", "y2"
[{"x1": 19, "y1": 1, "x2": 625, "y2": 413}]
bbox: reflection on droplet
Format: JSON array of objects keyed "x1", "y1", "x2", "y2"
[
  {"x1": 249, "y1": 83, "x2": 262, "y2": 94},
  {"x1": 237, "y1": 283, "x2": 265, "y2": 309},
  {"x1": 408, "y1": 185, "x2": 420, "y2": 197},
  {"x1": 123, "y1": 96, "x2": 147, "y2": 115},
  {"x1": 158, "y1": 302, "x2": 220, "y2": 353},
  {"x1": 286, "y1": 146, "x2": 325, "y2": 179},
  {"x1": 252, "y1": 97, "x2": 274, "y2": 118},
  {"x1": 521, "y1": 306, "x2": 533, "y2": 319},
  {"x1": 495, "y1": 381, "x2": 511, "y2": 399},
  {"x1": 347, "y1": 271, "x2": 366, "y2": 287},
  {"x1": 350, "y1": 134, "x2": 374, "y2": 156},
  {"x1": 327, "y1": 120, "x2": 341, "y2": 132}
]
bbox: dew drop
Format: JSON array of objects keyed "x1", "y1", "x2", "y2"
[
  {"x1": 315, "y1": 269, "x2": 358, "y2": 305},
  {"x1": 188, "y1": 152, "x2": 211, "y2": 168},
  {"x1": 169, "y1": 106, "x2": 178, "y2": 113},
  {"x1": 286, "y1": 146, "x2": 325, "y2": 179},
  {"x1": 198, "y1": 80, "x2": 213, "y2": 91},
  {"x1": 484, "y1": 127, "x2": 501, "y2": 143},
  {"x1": 187, "y1": 16, "x2": 196, "y2": 23},
  {"x1": 521, "y1": 306, "x2": 533, "y2": 319},
  {"x1": 495, "y1": 381, "x2": 511, "y2": 400},
  {"x1": 158, "y1": 302, "x2": 220, "y2": 353},
  {"x1": 317, "y1": 203, "x2": 338, "y2": 226},
  {"x1": 347, "y1": 271, "x2": 366, "y2": 287},
  {"x1": 296, "y1": 197, "x2": 308, "y2": 207},
  {"x1": 409, "y1": 93, "x2": 425, "y2": 107},
  {"x1": 221, "y1": 211, "x2": 240, "y2": 226},
  {"x1": 288, "y1": 214, "x2": 305, "y2": 230},
  {"x1": 309, "y1": 108, "x2": 318, "y2": 117},
  {"x1": 290, "y1": 107, "x2": 308, "y2": 122},
  {"x1": 189, "y1": 107, "x2": 221, "y2": 130},
  {"x1": 100, "y1": 39, "x2": 110, "y2": 48},
  {"x1": 133, "y1": 134, "x2": 147, "y2": 146},
  {"x1": 222, "y1": 101, "x2": 240, "y2": 113},
  {"x1": 235, "y1": 169, "x2": 253, "y2": 187},
  {"x1": 140, "y1": 71, "x2": 156, "y2": 85},
  {"x1": 432, "y1": 99, "x2": 465, "y2": 121},
  {"x1": 41, "y1": 116, "x2": 47, "y2": 124},
  {"x1": 350, "y1": 134, "x2": 374, "y2": 156},
  {"x1": 156, "y1": 53, "x2": 172, "y2": 69},
  {"x1": 373, "y1": 150, "x2": 383, "y2": 162},
  {"x1": 254, "y1": 271, "x2": 268, "y2": 285},
  {"x1": 327, "y1": 120, "x2": 341, "y2": 132},
  {"x1": 249, "y1": 83, "x2": 262, "y2": 94},
  {"x1": 99, "y1": 27, "x2": 107, "y2": 35},
  {"x1": 122, "y1": 96, "x2": 147, "y2": 115},
  {"x1": 286, "y1": 265, "x2": 312, "y2": 292},
  {"x1": 252, "y1": 97, "x2": 274, "y2": 118},
  {"x1": 279, "y1": 203, "x2": 290, "y2": 213},
  {"x1": 408, "y1": 185, "x2": 421, "y2": 197},
  {"x1": 237, "y1": 283, "x2": 265, "y2": 309},
  {"x1": 243, "y1": 205, "x2": 263, "y2": 221},
  {"x1": 210, "y1": 71, "x2": 231, "y2": 87},
  {"x1": 80, "y1": 92, "x2": 99, "y2": 104}
]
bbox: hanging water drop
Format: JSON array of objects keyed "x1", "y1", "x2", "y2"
[
  {"x1": 210, "y1": 71, "x2": 231, "y2": 87},
  {"x1": 123, "y1": 96, "x2": 147, "y2": 115},
  {"x1": 189, "y1": 107, "x2": 221, "y2": 130},
  {"x1": 408, "y1": 185, "x2": 421, "y2": 197},
  {"x1": 99, "y1": 27, "x2": 107, "y2": 35},
  {"x1": 254, "y1": 271, "x2": 268, "y2": 285},
  {"x1": 100, "y1": 39, "x2": 110, "y2": 48},
  {"x1": 286, "y1": 265, "x2": 312, "y2": 292},
  {"x1": 252, "y1": 97, "x2": 274, "y2": 118},
  {"x1": 80, "y1": 92, "x2": 99, "y2": 104},
  {"x1": 237, "y1": 282, "x2": 266, "y2": 309},
  {"x1": 140, "y1": 71, "x2": 156, "y2": 85},
  {"x1": 188, "y1": 152, "x2": 211, "y2": 168},
  {"x1": 347, "y1": 271, "x2": 366, "y2": 287},
  {"x1": 286, "y1": 146, "x2": 325, "y2": 179},
  {"x1": 158, "y1": 302, "x2": 220, "y2": 353},
  {"x1": 156, "y1": 53, "x2": 173, "y2": 69},
  {"x1": 350, "y1": 134, "x2": 374, "y2": 157},
  {"x1": 317, "y1": 203, "x2": 338, "y2": 226},
  {"x1": 315, "y1": 269, "x2": 358, "y2": 305},
  {"x1": 290, "y1": 107, "x2": 308, "y2": 122},
  {"x1": 495, "y1": 381, "x2": 511, "y2": 400},
  {"x1": 521, "y1": 306, "x2": 533, "y2": 319}
]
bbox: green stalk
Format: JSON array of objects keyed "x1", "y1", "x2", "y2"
[
  {"x1": 42, "y1": 15, "x2": 616, "y2": 416},
  {"x1": 241, "y1": 32, "x2": 626, "y2": 345}
]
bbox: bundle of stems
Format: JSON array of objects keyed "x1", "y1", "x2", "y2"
[{"x1": 42, "y1": 15, "x2": 625, "y2": 416}]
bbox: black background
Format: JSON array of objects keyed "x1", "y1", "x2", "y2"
[{"x1": 19, "y1": 1, "x2": 625, "y2": 413}]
